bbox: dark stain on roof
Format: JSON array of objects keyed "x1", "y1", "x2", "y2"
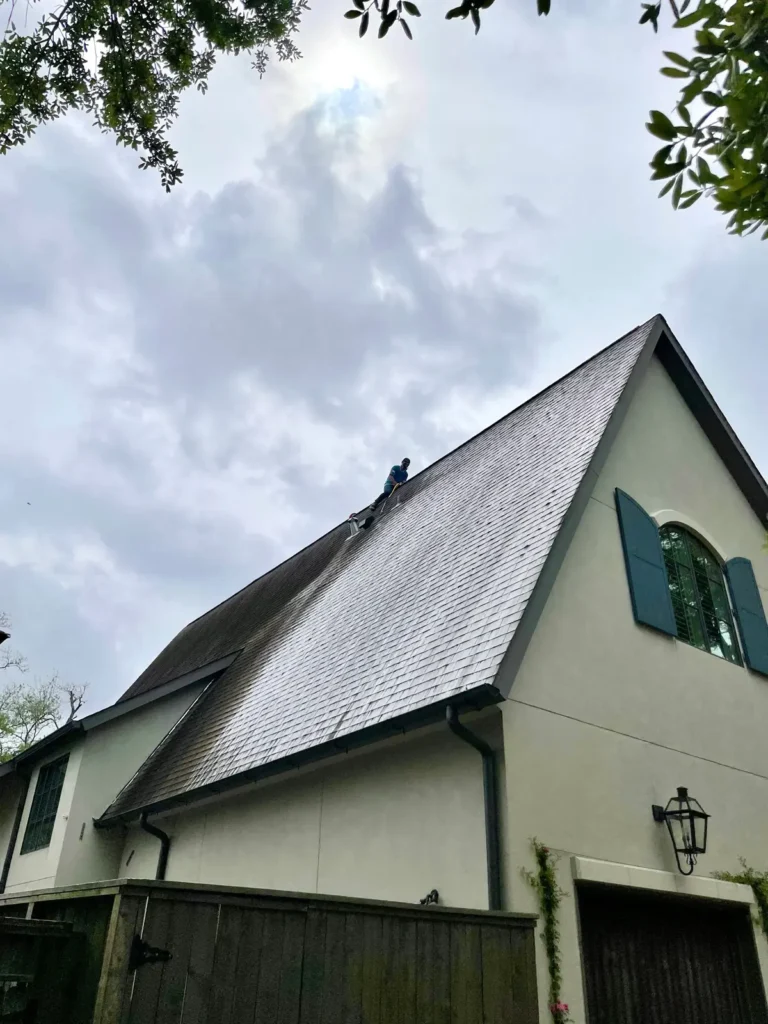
[{"x1": 104, "y1": 318, "x2": 658, "y2": 819}]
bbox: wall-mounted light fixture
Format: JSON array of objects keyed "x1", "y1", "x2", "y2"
[{"x1": 652, "y1": 787, "x2": 709, "y2": 875}]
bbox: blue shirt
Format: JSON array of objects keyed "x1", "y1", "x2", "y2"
[{"x1": 389, "y1": 464, "x2": 408, "y2": 485}]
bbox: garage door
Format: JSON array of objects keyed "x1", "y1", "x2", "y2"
[{"x1": 579, "y1": 883, "x2": 768, "y2": 1024}]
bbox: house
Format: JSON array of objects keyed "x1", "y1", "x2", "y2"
[{"x1": 2, "y1": 313, "x2": 768, "y2": 1022}]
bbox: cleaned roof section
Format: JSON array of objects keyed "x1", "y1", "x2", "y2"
[{"x1": 103, "y1": 318, "x2": 656, "y2": 822}]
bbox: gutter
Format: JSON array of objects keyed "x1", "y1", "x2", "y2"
[
  {"x1": 0, "y1": 771, "x2": 30, "y2": 895},
  {"x1": 446, "y1": 705, "x2": 502, "y2": 911},
  {"x1": 96, "y1": 684, "x2": 504, "y2": 828},
  {"x1": 140, "y1": 812, "x2": 170, "y2": 881}
]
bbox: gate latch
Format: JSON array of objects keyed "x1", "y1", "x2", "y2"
[{"x1": 129, "y1": 935, "x2": 173, "y2": 972}]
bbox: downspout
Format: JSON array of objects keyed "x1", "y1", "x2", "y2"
[
  {"x1": 446, "y1": 705, "x2": 502, "y2": 911},
  {"x1": 0, "y1": 772, "x2": 30, "y2": 895},
  {"x1": 139, "y1": 811, "x2": 170, "y2": 881}
]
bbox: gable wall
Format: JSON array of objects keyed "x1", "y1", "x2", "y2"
[
  {"x1": 0, "y1": 683, "x2": 206, "y2": 893},
  {"x1": 500, "y1": 354, "x2": 768, "y2": 1021},
  {"x1": 118, "y1": 715, "x2": 504, "y2": 910}
]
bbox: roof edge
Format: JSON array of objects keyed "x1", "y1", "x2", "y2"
[
  {"x1": 96, "y1": 683, "x2": 503, "y2": 827},
  {"x1": 492, "y1": 314, "x2": 667, "y2": 698},
  {"x1": 655, "y1": 320, "x2": 768, "y2": 526},
  {"x1": 0, "y1": 654, "x2": 237, "y2": 780}
]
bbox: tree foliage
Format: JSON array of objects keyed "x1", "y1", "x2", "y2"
[
  {"x1": 0, "y1": 614, "x2": 86, "y2": 762},
  {"x1": 1, "y1": 0, "x2": 767, "y2": 234}
]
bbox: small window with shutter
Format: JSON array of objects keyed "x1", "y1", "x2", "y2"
[{"x1": 659, "y1": 525, "x2": 741, "y2": 665}]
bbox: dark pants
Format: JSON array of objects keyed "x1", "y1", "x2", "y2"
[{"x1": 370, "y1": 485, "x2": 394, "y2": 510}]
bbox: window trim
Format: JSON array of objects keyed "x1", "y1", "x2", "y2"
[
  {"x1": 651, "y1": 510, "x2": 729, "y2": 562},
  {"x1": 658, "y1": 521, "x2": 742, "y2": 665},
  {"x1": 20, "y1": 753, "x2": 69, "y2": 855}
]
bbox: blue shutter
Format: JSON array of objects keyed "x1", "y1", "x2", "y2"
[
  {"x1": 615, "y1": 489, "x2": 677, "y2": 636},
  {"x1": 725, "y1": 558, "x2": 768, "y2": 677}
]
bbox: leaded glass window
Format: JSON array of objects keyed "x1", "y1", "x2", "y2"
[
  {"x1": 660, "y1": 525, "x2": 741, "y2": 664},
  {"x1": 20, "y1": 754, "x2": 69, "y2": 854}
]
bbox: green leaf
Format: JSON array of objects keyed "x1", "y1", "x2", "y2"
[
  {"x1": 360, "y1": 11, "x2": 369, "y2": 35},
  {"x1": 400, "y1": 16, "x2": 413, "y2": 38},
  {"x1": 651, "y1": 163, "x2": 684, "y2": 179},
  {"x1": 445, "y1": 4, "x2": 467, "y2": 18},
  {"x1": 651, "y1": 143, "x2": 674, "y2": 166},
  {"x1": 471, "y1": 5, "x2": 481, "y2": 31},
  {"x1": 344, "y1": 9, "x2": 363, "y2": 17},
  {"x1": 663, "y1": 50, "x2": 691, "y2": 68},
  {"x1": 646, "y1": 120, "x2": 676, "y2": 142},
  {"x1": 702, "y1": 91, "x2": 724, "y2": 106},
  {"x1": 537, "y1": 0, "x2": 551, "y2": 13},
  {"x1": 675, "y1": 8, "x2": 708, "y2": 27},
  {"x1": 672, "y1": 174, "x2": 683, "y2": 209},
  {"x1": 679, "y1": 191, "x2": 702, "y2": 208},
  {"x1": 650, "y1": 110, "x2": 675, "y2": 131},
  {"x1": 403, "y1": 1, "x2": 421, "y2": 14},
  {"x1": 658, "y1": 177, "x2": 676, "y2": 197},
  {"x1": 661, "y1": 67, "x2": 689, "y2": 77},
  {"x1": 677, "y1": 102, "x2": 692, "y2": 126},
  {"x1": 696, "y1": 155, "x2": 712, "y2": 182},
  {"x1": 353, "y1": 0, "x2": 365, "y2": 8}
]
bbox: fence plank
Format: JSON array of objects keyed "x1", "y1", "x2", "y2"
[
  {"x1": 396, "y1": 917, "x2": 417, "y2": 1024},
  {"x1": 431, "y1": 921, "x2": 451, "y2": 1024},
  {"x1": 299, "y1": 909, "x2": 328, "y2": 1024},
  {"x1": 275, "y1": 911, "x2": 306, "y2": 1024},
  {"x1": 480, "y1": 925, "x2": 514, "y2": 1024},
  {"x1": 228, "y1": 908, "x2": 265, "y2": 1024},
  {"x1": 360, "y1": 913, "x2": 382, "y2": 1024},
  {"x1": 450, "y1": 923, "x2": 483, "y2": 1024},
  {"x1": 155, "y1": 900, "x2": 197, "y2": 1024},
  {"x1": 378, "y1": 915, "x2": 400, "y2": 1024},
  {"x1": 179, "y1": 903, "x2": 219, "y2": 1024},
  {"x1": 509, "y1": 926, "x2": 538, "y2": 1024},
  {"x1": 207, "y1": 906, "x2": 245, "y2": 1024},
  {"x1": 93, "y1": 894, "x2": 146, "y2": 1024},
  {"x1": 319, "y1": 910, "x2": 347, "y2": 1024},
  {"x1": 341, "y1": 912, "x2": 364, "y2": 1024},
  {"x1": 252, "y1": 910, "x2": 284, "y2": 1024},
  {"x1": 128, "y1": 897, "x2": 173, "y2": 1024}
]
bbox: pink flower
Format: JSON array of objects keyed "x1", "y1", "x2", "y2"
[{"x1": 550, "y1": 1002, "x2": 569, "y2": 1013}]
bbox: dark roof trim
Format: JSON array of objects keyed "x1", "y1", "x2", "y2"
[
  {"x1": 494, "y1": 313, "x2": 768, "y2": 697},
  {"x1": 492, "y1": 314, "x2": 667, "y2": 699},
  {"x1": 0, "y1": 654, "x2": 237, "y2": 780},
  {"x1": 656, "y1": 327, "x2": 768, "y2": 525},
  {"x1": 95, "y1": 683, "x2": 503, "y2": 828}
]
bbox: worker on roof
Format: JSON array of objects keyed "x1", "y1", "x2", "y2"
[{"x1": 367, "y1": 458, "x2": 410, "y2": 511}]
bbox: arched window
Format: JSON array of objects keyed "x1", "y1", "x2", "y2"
[{"x1": 659, "y1": 524, "x2": 741, "y2": 664}]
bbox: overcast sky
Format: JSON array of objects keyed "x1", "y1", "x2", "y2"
[{"x1": 0, "y1": 0, "x2": 766, "y2": 710}]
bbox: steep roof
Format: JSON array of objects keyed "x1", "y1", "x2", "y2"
[{"x1": 102, "y1": 317, "x2": 659, "y2": 823}]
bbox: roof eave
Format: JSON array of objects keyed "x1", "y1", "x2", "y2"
[
  {"x1": 655, "y1": 321, "x2": 768, "y2": 525},
  {"x1": 95, "y1": 683, "x2": 503, "y2": 828}
]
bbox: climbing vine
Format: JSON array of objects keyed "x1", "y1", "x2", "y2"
[
  {"x1": 523, "y1": 839, "x2": 574, "y2": 1024},
  {"x1": 714, "y1": 859, "x2": 768, "y2": 940}
]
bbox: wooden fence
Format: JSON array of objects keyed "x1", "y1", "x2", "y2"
[{"x1": 0, "y1": 880, "x2": 538, "y2": 1024}]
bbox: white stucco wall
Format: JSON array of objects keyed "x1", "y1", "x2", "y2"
[
  {"x1": 1, "y1": 683, "x2": 205, "y2": 892},
  {"x1": 118, "y1": 715, "x2": 503, "y2": 910},
  {"x1": 501, "y1": 355, "x2": 768, "y2": 1021},
  {"x1": 4, "y1": 741, "x2": 84, "y2": 893},
  {"x1": 55, "y1": 683, "x2": 206, "y2": 886}
]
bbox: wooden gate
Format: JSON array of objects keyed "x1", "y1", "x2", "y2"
[
  {"x1": 0, "y1": 917, "x2": 82, "y2": 1023},
  {"x1": 579, "y1": 883, "x2": 768, "y2": 1024},
  {"x1": 0, "y1": 880, "x2": 539, "y2": 1024}
]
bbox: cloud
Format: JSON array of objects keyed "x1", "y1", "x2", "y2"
[{"x1": 0, "y1": 91, "x2": 543, "y2": 703}]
